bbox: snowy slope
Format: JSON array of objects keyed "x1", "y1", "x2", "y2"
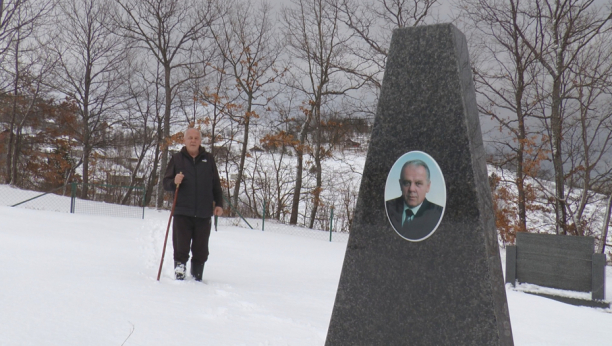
[
  {"x1": 0, "y1": 207, "x2": 345, "y2": 345},
  {"x1": 1, "y1": 205, "x2": 611, "y2": 345}
]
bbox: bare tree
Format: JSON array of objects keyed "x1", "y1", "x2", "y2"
[
  {"x1": 458, "y1": 0, "x2": 548, "y2": 238},
  {"x1": 211, "y1": 0, "x2": 285, "y2": 213},
  {"x1": 335, "y1": 0, "x2": 441, "y2": 90},
  {"x1": 562, "y1": 34, "x2": 612, "y2": 237},
  {"x1": 0, "y1": 1, "x2": 50, "y2": 90},
  {"x1": 282, "y1": 0, "x2": 367, "y2": 227},
  {"x1": 2, "y1": 0, "x2": 54, "y2": 184},
  {"x1": 193, "y1": 52, "x2": 241, "y2": 202},
  {"x1": 51, "y1": 0, "x2": 127, "y2": 198},
  {"x1": 259, "y1": 95, "x2": 303, "y2": 221},
  {"x1": 117, "y1": 52, "x2": 165, "y2": 205},
  {"x1": 515, "y1": 0, "x2": 612, "y2": 234},
  {"x1": 600, "y1": 192, "x2": 612, "y2": 253},
  {"x1": 114, "y1": 0, "x2": 222, "y2": 208},
  {"x1": 459, "y1": 0, "x2": 612, "y2": 238}
]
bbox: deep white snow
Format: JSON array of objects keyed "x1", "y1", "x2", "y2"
[{"x1": 1, "y1": 204, "x2": 611, "y2": 345}]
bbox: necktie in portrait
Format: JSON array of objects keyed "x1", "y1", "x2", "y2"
[{"x1": 403, "y1": 209, "x2": 414, "y2": 225}]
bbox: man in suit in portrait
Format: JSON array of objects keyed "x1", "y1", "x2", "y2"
[{"x1": 385, "y1": 160, "x2": 444, "y2": 240}]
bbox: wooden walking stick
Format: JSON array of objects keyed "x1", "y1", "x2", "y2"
[{"x1": 156, "y1": 173, "x2": 182, "y2": 281}]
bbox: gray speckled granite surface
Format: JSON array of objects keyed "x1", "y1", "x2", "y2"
[{"x1": 325, "y1": 24, "x2": 513, "y2": 346}]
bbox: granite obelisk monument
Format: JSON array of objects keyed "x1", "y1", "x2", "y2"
[{"x1": 325, "y1": 24, "x2": 513, "y2": 345}]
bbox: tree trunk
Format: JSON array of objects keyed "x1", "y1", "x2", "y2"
[
  {"x1": 81, "y1": 144, "x2": 90, "y2": 199},
  {"x1": 6, "y1": 36, "x2": 20, "y2": 185},
  {"x1": 156, "y1": 63, "x2": 172, "y2": 209},
  {"x1": 6, "y1": 106, "x2": 17, "y2": 185},
  {"x1": 10, "y1": 125, "x2": 25, "y2": 186},
  {"x1": 550, "y1": 76, "x2": 566, "y2": 234},
  {"x1": 290, "y1": 150, "x2": 304, "y2": 225},
  {"x1": 146, "y1": 115, "x2": 160, "y2": 207},
  {"x1": 599, "y1": 193, "x2": 612, "y2": 253},
  {"x1": 120, "y1": 143, "x2": 146, "y2": 205},
  {"x1": 290, "y1": 111, "x2": 312, "y2": 225},
  {"x1": 232, "y1": 109, "x2": 251, "y2": 214},
  {"x1": 308, "y1": 105, "x2": 323, "y2": 229},
  {"x1": 515, "y1": 80, "x2": 527, "y2": 232},
  {"x1": 81, "y1": 104, "x2": 91, "y2": 199},
  {"x1": 274, "y1": 149, "x2": 285, "y2": 220}
]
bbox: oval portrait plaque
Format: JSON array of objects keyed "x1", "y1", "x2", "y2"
[{"x1": 384, "y1": 151, "x2": 446, "y2": 242}]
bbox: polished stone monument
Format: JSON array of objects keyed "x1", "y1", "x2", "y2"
[{"x1": 325, "y1": 24, "x2": 513, "y2": 345}]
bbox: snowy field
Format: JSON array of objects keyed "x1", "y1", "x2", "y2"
[{"x1": 1, "y1": 205, "x2": 611, "y2": 345}]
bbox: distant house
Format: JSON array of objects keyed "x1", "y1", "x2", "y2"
[
  {"x1": 106, "y1": 173, "x2": 144, "y2": 187},
  {"x1": 343, "y1": 138, "x2": 361, "y2": 149},
  {"x1": 107, "y1": 174, "x2": 132, "y2": 186},
  {"x1": 212, "y1": 146, "x2": 230, "y2": 158}
]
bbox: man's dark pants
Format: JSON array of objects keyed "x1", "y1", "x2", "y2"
[{"x1": 172, "y1": 215, "x2": 212, "y2": 266}]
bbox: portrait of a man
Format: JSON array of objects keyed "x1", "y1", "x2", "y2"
[{"x1": 385, "y1": 155, "x2": 445, "y2": 241}]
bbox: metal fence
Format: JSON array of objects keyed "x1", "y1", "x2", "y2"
[
  {"x1": 1, "y1": 183, "x2": 351, "y2": 242},
  {"x1": 220, "y1": 196, "x2": 350, "y2": 243},
  {"x1": 1, "y1": 183, "x2": 146, "y2": 219}
]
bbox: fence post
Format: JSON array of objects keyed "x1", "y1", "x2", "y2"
[
  {"x1": 262, "y1": 198, "x2": 266, "y2": 232},
  {"x1": 329, "y1": 206, "x2": 334, "y2": 242},
  {"x1": 70, "y1": 182, "x2": 77, "y2": 213},
  {"x1": 222, "y1": 195, "x2": 254, "y2": 229},
  {"x1": 141, "y1": 185, "x2": 146, "y2": 219}
]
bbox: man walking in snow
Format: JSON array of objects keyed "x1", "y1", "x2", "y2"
[{"x1": 163, "y1": 128, "x2": 224, "y2": 281}]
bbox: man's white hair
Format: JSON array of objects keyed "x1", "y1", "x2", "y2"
[{"x1": 184, "y1": 127, "x2": 202, "y2": 136}]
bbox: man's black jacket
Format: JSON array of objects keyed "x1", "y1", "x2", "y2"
[{"x1": 163, "y1": 146, "x2": 224, "y2": 218}]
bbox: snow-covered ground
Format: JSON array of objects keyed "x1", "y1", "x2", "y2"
[{"x1": 1, "y1": 204, "x2": 611, "y2": 345}]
